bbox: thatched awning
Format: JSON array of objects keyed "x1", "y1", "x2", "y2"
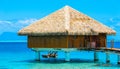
[{"x1": 18, "y1": 6, "x2": 116, "y2": 36}]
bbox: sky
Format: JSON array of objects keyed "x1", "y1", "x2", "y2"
[{"x1": 0, "y1": 0, "x2": 120, "y2": 42}]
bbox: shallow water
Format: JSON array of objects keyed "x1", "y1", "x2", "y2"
[{"x1": 0, "y1": 42, "x2": 120, "y2": 69}]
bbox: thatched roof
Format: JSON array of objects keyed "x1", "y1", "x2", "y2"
[{"x1": 18, "y1": 6, "x2": 116, "y2": 36}]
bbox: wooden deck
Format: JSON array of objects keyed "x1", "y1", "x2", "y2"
[
  {"x1": 32, "y1": 47, "x2": 120, "y2": 54},
  {"x1": 104, "y1": 48, "x2": 120, "y2": 53}
]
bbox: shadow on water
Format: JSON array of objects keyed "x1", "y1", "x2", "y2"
[
  {"x1": 10, "y1": 59, "x2": 120, "y2": 68},
  {"x1": 93, "y1": 63, "x2": 120, "y2": 67},
  {"x1": 0, "y1": 66, "x2": 8, "y2": 69},
  {"x1": 11, "y1": 58, "x2": 94, "y2": 64},
  {"x1": 70, "y1": 59, "x2": 94, "y2": 63}
]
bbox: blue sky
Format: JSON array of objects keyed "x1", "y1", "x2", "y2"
[{"x1": 0, "y1": 0, "x2": 120, "y2": 42}]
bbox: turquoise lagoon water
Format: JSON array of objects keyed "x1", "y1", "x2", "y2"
[{"x1": 0, "y1": 42, "x2": 120, "y2": 69}]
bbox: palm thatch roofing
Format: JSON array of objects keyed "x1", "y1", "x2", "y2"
[{"x1": 18, "y1": 6, "x2": 116, "y2": 36}]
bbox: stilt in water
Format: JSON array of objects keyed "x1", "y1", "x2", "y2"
[
  {"x1": 65, "y1": 51, "x2": 70, "y2": 62},
  {"x1": 117, "y1": 54, "x2": 120, "y2": 64},
  {"x1": 35, "y1": 51, "x2": 40, "y2": 61},
  {"x1": 94, "y1": 50, "x2": 99, "y2": 62},
  {"x1": 106, "y1": 52, "x2": 110, "y2": 63}
]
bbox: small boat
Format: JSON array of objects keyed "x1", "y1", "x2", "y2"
[
  {"x1": 42, "y1": 51, "x2": 57, "y2": 58},
  {"x1": 49, "y1": 51, "x2": 57, "y2": 58},
  {"x1": 42, "y1": 51, "x2": 52, "y2": 58},
  {"x1": 42, "y1": 55, "x2": 50, "y2": 58}
]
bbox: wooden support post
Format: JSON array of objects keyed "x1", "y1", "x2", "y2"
[
  {"x1": 90, "y1": 36, "x2": 92, "y2": 49},
  {"x1": 94, "y1": 50, "x2": 99, "y2": 62},
  {"x1": 106, "y1": 52, "x2": 110, "y2": 63},
  {"x1": 65, "y1": 51, "x2": 70, "y2": 62},
  {"x1": 117, "y1": 54, "x2": 120, "y2": 64},
  {"x1": 35, "y1": 51, "x2": 40, "y2": 61}
]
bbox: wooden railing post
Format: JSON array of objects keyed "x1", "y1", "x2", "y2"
[{"x1": 111, "y1": 40, "x2": 114, "y2": 49}]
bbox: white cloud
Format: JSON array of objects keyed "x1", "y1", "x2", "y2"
[
  {"x1": 0, "y1": 18, "x2": 38, "y2": 35},
  {"x1": 109, "y1": 25, "x2": 115, "y2": 29},
  {"x1": 109, "y1": 18, "x2": 114, "y2": 22},
  {"x1": 0, "y1": 21, "x2": 12, "y2": 23},
  {"x1": 116, "y1": 23, "x2": 120, "y2": 26},
  {"x1": 109, "y1": 17, "x2": 120, "y2": 26},
  {"x1": 18, "y1": 18, "x2": 37, "y2": 24},
  {"x1": 110, "y1": 17, "x2": 120, "y2": 22}
]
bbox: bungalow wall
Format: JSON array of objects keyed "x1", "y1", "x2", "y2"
[
  {"x1": 28, "y1": 36, "x2": 68, "y2": 48},
  {"x1": 68, "y1": 35, "x2": 84, "y2": 48},
  {"x1": 68, "y1": 34, "x2": 106, "y2": 48},
  {"x1": 28, "y1": 34, "x2": 106, "y2": 48},
  {"x1": 99, "y1": 33, "x2": 106, "y2": 47}
]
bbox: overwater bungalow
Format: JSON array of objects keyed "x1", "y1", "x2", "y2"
[
  {"x1": 18, "y1": 6, "x2": 118, "y2": 63},
  {"x1": 18, "y1": 6, "x2": 115, "y2": 49}
]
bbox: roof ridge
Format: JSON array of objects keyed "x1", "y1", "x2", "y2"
[{"x1": 64, "y1": 6, "x2": 70, "y2": 31}]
